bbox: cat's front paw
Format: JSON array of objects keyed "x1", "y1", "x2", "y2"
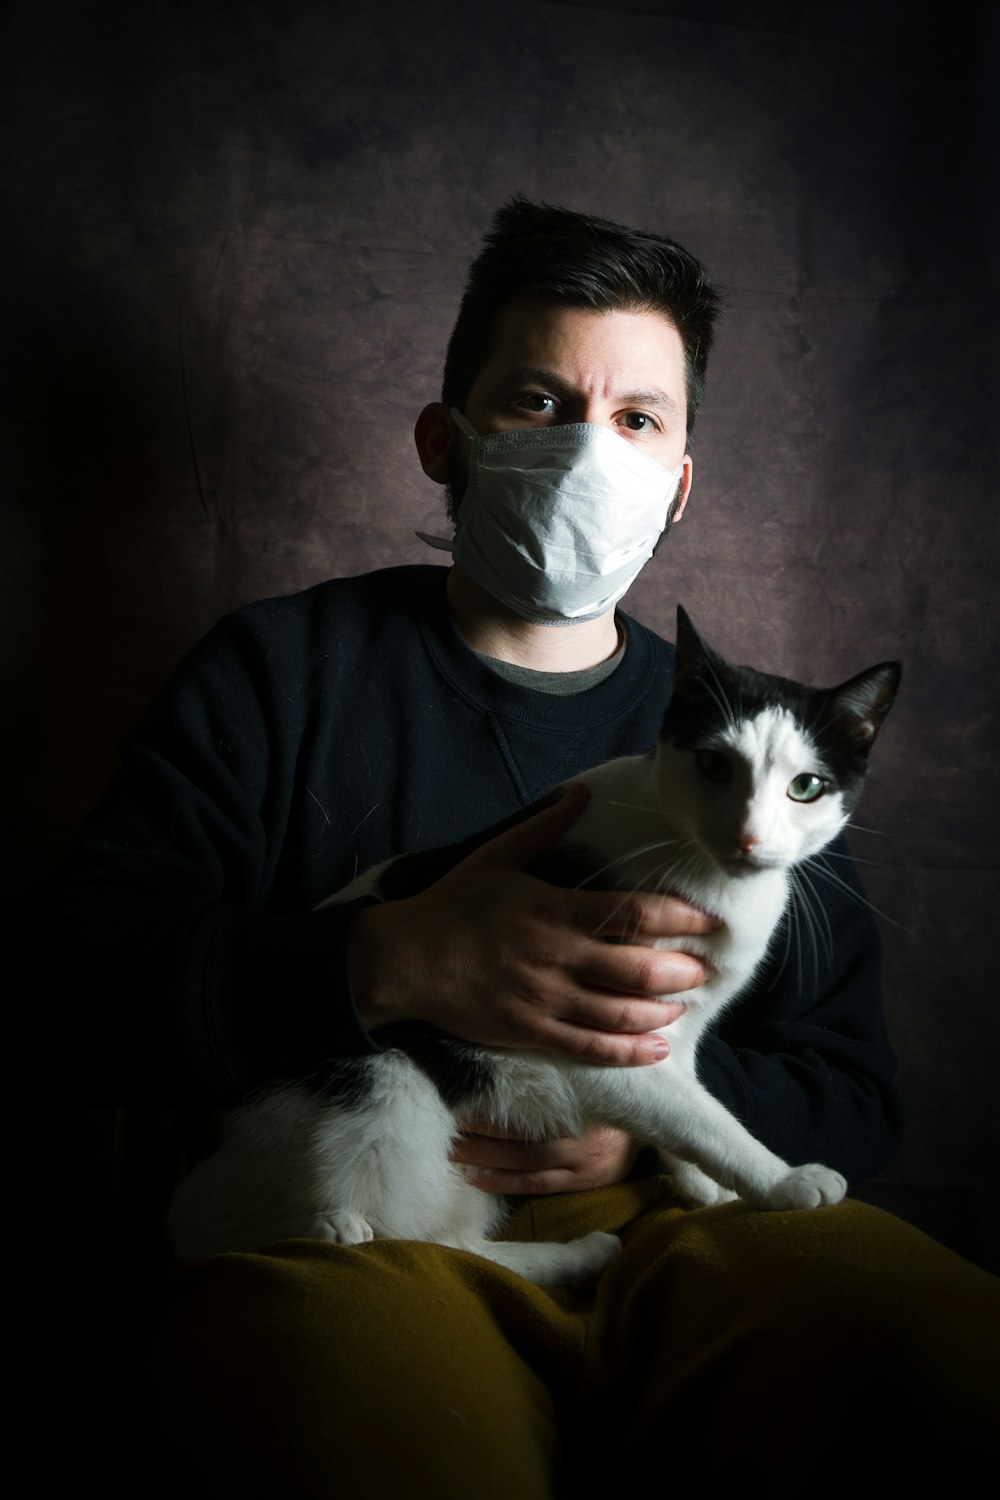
[
  {"x1": 316, "y1": 1210, "x2": 376, "y2": 1245},
  {"x1": 765, "y1": 1163, "x2": 847, "y2": 1210}
]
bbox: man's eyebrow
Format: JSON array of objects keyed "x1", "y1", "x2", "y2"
[{"x1": 618, "y1": 387, "x2": 681, "y2": 414}]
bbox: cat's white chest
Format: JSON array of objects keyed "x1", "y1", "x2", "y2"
[{"x1": 645, "y1": 871, "x2": 790, "y2": 1072}]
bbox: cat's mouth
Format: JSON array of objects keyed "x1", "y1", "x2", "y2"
[{"x1": 716, "y1": 850, "x2": 782, "y2": 875}]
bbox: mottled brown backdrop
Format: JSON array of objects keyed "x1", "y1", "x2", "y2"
[{"x1": 4, "y1": 0, "x2": 998, "y2": 1268}]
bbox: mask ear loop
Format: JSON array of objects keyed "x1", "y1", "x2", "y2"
[
  {"x1": 415, "y1": 409, "x2": 479, "y2": 551},
  {"x1": 415, "y1": 531, "x2": 454, "y2": 552},
  {"x1": 449, "y1": 408, "x2": 479, "y2": 441}
]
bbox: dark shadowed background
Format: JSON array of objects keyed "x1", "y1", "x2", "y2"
[{"x1": 4, "y1": 0, "x2": 998, "y2": 1280}]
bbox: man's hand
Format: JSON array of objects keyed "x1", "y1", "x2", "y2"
[
  {"x1": 350, "y1": 783, "x2": 718, "y2": 1067},
  {"x1": 450, "y1": 1120, "x2": 647, "y2": 1195}
]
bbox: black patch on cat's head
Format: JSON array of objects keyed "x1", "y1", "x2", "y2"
[{"x1": 664, "y1": 606, "x2": 901, "y2": 809}]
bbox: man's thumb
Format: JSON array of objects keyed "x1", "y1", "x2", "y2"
[{"x1": 476, "y1": 782, "x2": 591, "y2": 869}]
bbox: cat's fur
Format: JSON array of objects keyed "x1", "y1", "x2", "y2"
[{"x1": 167, "y1": 608, "x2": 900, "y2": 1285}]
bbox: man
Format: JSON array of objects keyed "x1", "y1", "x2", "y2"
[{"x1": 44, "y1": 198, "x2": 998, "y2": 1493}]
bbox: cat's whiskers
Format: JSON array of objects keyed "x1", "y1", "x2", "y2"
[
  {"x1": 801, "y1": 854, "x2": 909, "y2": 932},
  {"x1": 818, "y1": 849, "x2": 886, "y2": 869},
  {"x1": 773, "y1": 879, "x2": 803, "y2": 992},
  {"x1": 645, "y1": 844, "x2": 710, "y2": 930},
  {"x1": 787, "y1": 868, "x2": 833, "y2": 990},
  {"x1": 605, "y1": 799, "x2": 674, "y2": 818},
  {"x1": 768, "y1": 859, "x2": 833, "y2": 994},
  {"x1": 578, "y1": 852, "x2": 685, "y2": 939},
  {"x1": 767, "y1": 906, "x2": 796, "y2": 989},
  {"x1": 572, "y1": 837, "x2": 687, "y2": 896},
  {"x1": 585, "y1": 845, "x2": 701, "y2": 940},
  {"x1": 777, "y1": 883, "x2": 807, "y2": 995}
]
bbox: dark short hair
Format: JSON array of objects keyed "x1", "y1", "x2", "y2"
[{"x1": 442, "y1": 197, "x2": 722, "y2": 436}]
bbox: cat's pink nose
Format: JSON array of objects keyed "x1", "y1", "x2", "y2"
[{"x1": 736, "y1": 832, "x2": 760, "y2": 854}]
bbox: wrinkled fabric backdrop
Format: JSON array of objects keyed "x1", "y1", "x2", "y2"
[{"x1": 4, "y1": 0, "x2": 998, "y2": 1268}]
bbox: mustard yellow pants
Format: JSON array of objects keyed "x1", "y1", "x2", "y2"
[{"x1": 151, "y1": 1183, "x2": 1000, "y2": 1498}]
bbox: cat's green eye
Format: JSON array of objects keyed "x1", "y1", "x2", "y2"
[
  {"x1": 788, "y1": 773, "x2": 826, "y2": 803},
  {"x1": 696, "y1": 749, "x2": 732, "y2": 784}
]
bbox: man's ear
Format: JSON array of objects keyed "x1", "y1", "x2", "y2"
[
  {"x1": 672, "y1": 454, "x2": 694, "y2": 522},
  {"x1": 414, "y1": 403, "x2": 454, "y2": 484}
]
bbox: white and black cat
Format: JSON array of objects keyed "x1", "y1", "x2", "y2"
[{"x1": 167, "y1": 608, "x2": 900, "y2": 1284}]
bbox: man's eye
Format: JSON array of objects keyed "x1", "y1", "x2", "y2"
[
  {"x1": 620, "y1": 411, "x2": 658, "y2": 433},
  {"x1": 514, "y1": 393, "x2": 557, "y2": 415}
]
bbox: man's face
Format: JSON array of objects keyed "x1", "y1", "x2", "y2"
[{"x1": 446, "y1": 299, "x2": 693, "y2": 526}]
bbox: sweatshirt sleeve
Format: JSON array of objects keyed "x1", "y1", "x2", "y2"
[
  {"x1": 693, "y1": 837, "x2": 903, "y2": 1186},
  {"x1": 24, "y1": 610, "x2": 380, "y2": 1108}
]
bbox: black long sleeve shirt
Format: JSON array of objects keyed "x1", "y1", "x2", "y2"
[{"x1": 38, "y1": 564, "x2": 902, "y2": 1183}]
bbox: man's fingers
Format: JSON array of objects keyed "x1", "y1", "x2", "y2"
[
  {"x1": 570, "y1": 941, "x2": 708, "y2": 1001},
  {"x1": 452, "y1": 1132, "x2": 576, "y2": 1170},
  {"x1": 544, "y1": 1023, "x2": 671, "y2": 1067},
  {"x1": 463, "y1": 1165, "x2": 579, "y2": 1195},
  {"x1": 573, "y1": 887, "x2": 721, "y2": 940},
  {"x1": 451, "y1": 1124, "x2": 643, "y2": 1194}
]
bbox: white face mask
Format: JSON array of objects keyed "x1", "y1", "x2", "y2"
[{"x1": 416, "y1": 410, "x2": 685, "y2": 626}]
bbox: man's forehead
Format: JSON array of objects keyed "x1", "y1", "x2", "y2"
[
  {"x1": 491, "y1": 295, "x2": 682, "y2": 347},
  {"x1": 481, "y1": 297, "x2": 687, "y2": 398}
]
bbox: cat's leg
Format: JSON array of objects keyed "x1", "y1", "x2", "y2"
[
  {"x1": 167, "y1": 1073, "x2": 412, "y2": 1260},
  {"x1": 201, "y1": 1209, "x2": 376, "y2": 1250},
  {"x1": 310, "y1": 1055, "x2": 484, "y2": 1245},
  {"x1": 474, "y1": 1233, "x2": 622, "y2": 1287},
  {"x1": 435, "y1": 1162, "x2": 621, "y2": 1286},
  {"x1": 175, "y1": 1055, "x2": 497, "y2": 1258},
  {"x1": 441, "y1": 1193, "x2": 622, "y2": 1286},
  {"x1": 500, "y1": 1057, "x2": 846, "y2": 1211},
  {"x1": 663, "y1": 1154, "x2": 739, "y2": 1208}
]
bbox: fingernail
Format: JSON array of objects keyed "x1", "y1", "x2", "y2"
[{"x1": 653, "y1": 1041, "x2": 670, "y2": 1060}]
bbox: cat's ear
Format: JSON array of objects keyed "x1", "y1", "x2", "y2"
[
  {"x1": 672, "y1": 605, "x2": 733, "y2": 701},
  {"x1": 674, "y1": 605, "x2": 713, "y2": 669},
  {"x1": 823, "y1": 662, "x2": 902, "y2": 750},
  {"x1": 672, "y1": 605, "x2": 704, "y2": 688}
]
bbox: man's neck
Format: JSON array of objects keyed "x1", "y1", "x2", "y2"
[{"x1": 445, "y1": 567, "x2": 621, "y2": 672}]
